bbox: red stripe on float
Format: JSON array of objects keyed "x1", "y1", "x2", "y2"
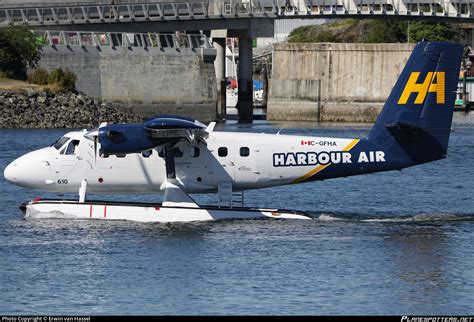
[
  {"x1": 155, "y1": 207, "x2": 160, "y2": 211},
  {"x1": 104, "y1": 206, "x2": 107, "y2": 218},
  {"x1": 90, "y1": 205, "x2": 93, "y2": 218}
]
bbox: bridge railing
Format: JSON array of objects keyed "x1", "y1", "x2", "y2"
[
  {"x1": 301, "y1": 0, "x2": 473, "y2": 17},
  {"x1": 0, "y1": 0, "x2": 472, "y2": 27},
  {"x1": 35, "y1": 30, "x2": 212, "y2": 49}
]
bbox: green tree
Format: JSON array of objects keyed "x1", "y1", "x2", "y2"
[
  {"x1": 407, "y1": 22, "x2": 462, "y2": 43},
  {"x1": 288, "y1": 19, "x2": 464, "y2": 44},
  {"x1": 288, "y1": 20, "x2": 360, "y2": 43},
  {"x1": 0, "y1": 26, "x2": 40, "y2": 79},
  {"x1": 288, "y1": 20, "x2": 408, "y2": 44},
  {"x1": 361, "y1": 20, "x2": 407, "y2": 43}
]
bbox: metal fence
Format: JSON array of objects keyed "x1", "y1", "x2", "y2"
[{"x1": 35, "y1": 31, "x2": 212, "y2": 49}]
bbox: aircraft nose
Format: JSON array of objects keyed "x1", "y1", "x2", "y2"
[
  {"x1": 3, "y1": 148, "x2": 52, "y2": 188},
  {"x1": 3, "y1": 161, "x2": 19, "y2": 183}
]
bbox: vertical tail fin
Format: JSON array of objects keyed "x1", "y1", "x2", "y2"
[{"x1": 368, "y1": 41, "x2": 463, "y2": 164}]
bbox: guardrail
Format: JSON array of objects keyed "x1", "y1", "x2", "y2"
[
  {"x1": 0, "y1": 0, "x2": 472, "y2": 27},
  {"x1": 35, "y1": 31, "x2": 212, "y2": 49}
]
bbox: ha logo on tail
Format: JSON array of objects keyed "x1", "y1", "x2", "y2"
[{"x1": 398, "y1": 71, "x2": 445, "y2": 105}]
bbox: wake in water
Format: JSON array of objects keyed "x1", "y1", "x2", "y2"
[
  {"x1": 24, "y1": 208, "x2": 77, "y2": 220},
  {"x1": 314, "y1": 212, "x2": 474, "y2": 223}
]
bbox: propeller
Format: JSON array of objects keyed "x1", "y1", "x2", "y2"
[
  {"x1": 84, "y1": 122, "x2": 108, "y2": 163},
  {"x1": 93, "y1": 136, "x2": 98, "y2": 162}
]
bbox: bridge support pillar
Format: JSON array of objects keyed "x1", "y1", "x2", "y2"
[
  {"x1": 213, "y1": 37, "x2": 227, "y2": 119},
  {"x1": 469, "y1": 26, "x2": 474, "y2": 48},
  {"x1": 237, "y1": 36, "x2": 253, "y2": 123}
]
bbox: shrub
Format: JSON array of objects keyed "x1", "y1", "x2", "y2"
[
  {"x1": 48, "y1": 68, "x2": 77, "y2": 92},
  {"x1": 27, "y1": 68, "x2": 50, "y2": 85},
  {"x1": 48, "y1": 68, "x2": 65, "y2": 85},
  {"x1": 25, "y1": 67, "x2": 77, "y2": 92}
]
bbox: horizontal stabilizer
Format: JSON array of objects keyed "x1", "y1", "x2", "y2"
[{"x1": 385, "y1": 122, "x2": 445, "y2": 162}]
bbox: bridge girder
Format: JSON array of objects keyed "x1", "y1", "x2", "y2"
[{"x1": 0, "y1": 0, "x2": 472, "y2": 35}]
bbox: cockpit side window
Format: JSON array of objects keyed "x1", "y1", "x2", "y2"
[
  {"x1": 189, "y1": 147, "x2": 200, "y2": 158},
  {"x1": 173, "y1": 147, "x2": 183, "y2": 158},
  {"x1": 142, "y1": 150, "x2": 152, "y2": 158},
  {"x1": 52, "y1": 136, "x2": 70, "y2": 150},
  {"x1": 63, "y1": 140, "x2": 80, "y2": 155}
]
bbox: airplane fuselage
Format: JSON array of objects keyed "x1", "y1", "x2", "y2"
[{"x1": 3, "y1": 129, "x2": 395, "y2": 195}]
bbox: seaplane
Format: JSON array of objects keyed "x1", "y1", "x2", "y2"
[{"x1": 3, "y1": 41, "x2": 463, "y2": 223}]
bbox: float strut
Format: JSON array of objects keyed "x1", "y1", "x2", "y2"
[{"x1": 79, "y1": 179, "x2": 88, "y2": 203}]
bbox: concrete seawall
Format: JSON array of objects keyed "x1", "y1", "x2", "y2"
[
  {"x1": 268, "y1": 42, "x2": 415, "y2": 122},
  {"x1": 36, "y1": 45, "x2": 217, "y2": 123}
]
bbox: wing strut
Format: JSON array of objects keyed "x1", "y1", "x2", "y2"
[
  {"x1": 163, "y1": 142, "x2": 177, "y2": 180},
  {"x1": 161, "y1": 141, "x2": 199, "y2": 208}
]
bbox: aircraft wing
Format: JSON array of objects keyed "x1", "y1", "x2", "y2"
[
  {"x1": 94, "y1": 115, "x2": 210, "y2": 155},
  {"x1": 144, "y1": 116, "x2": 208, "y2": 143}
]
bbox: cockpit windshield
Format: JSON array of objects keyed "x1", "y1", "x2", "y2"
[{"x1": 51, "y1": 136, "x2": 70, "y2": 150}]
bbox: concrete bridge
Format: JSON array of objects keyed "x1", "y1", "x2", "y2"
[
  {"x1": 1, "y1": 0, "x2": 472, "y2": 122},
  {"x1": 0, "y1": 1, "x2": 473, "y2": 30}
]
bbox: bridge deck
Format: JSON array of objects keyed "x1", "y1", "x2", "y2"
[{"x1": 0, "y1": 0, "x2": 472, "y2": 28}]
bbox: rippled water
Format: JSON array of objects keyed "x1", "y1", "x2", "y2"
[{"x1": 0, "y1": 114, "x2": 473, "y2": 315}]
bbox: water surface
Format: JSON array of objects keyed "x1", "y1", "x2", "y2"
[{"x1": 0, "y1": 114, "x2": 473, "y2": 315}]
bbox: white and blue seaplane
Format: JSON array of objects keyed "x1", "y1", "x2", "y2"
[{"x1": 3, "y1": 41, "x2": 463, "y2": 223}]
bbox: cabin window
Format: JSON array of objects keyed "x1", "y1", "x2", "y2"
[
  {"x1": 52, "y1": 136, "x2": 70, "y2": 150},
  {"x1": 189, "y1": 147, "x2": 200, "y2": 158},
  {"x1": 63, "y1": 140, "x2": 80, "y2": 155},
  {"x1": 116, "y1": 154, "x2": 126, "y2": 158},
  {"x1": 157, "y1": 147, "x2": 165, "y2": 158},
  {"x1": 173, "y1": 147, "x2": 183, "y2": 158},
  {"x1": 99, "y1": 148, "x2": 109, "y2": 158},
  {"x1": 142, "y1": 150, "x2": 152, "y2": 158},
  {"x1": 218, "y1": 147, "x2": 228, "y2": 157},
  {"x1": 240, "y1": 147, "x2": 250, "y2": 157}
]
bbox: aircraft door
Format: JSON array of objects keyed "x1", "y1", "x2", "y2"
[
  {"x1": 181, "y1": 144, "x2": 213, "y2": 186},
  {"x1": 48, "y1": 138, "x2": 87, "y2": 186},
  {"x1": 234, "y1": 143, "x2": 260, "y2": 184},
  {"x1": 210, "y1": 143, "x2": 235, "y2": 183},
  {"x1": 55, "y1": 139, "x2": 82, "y2": 175}
]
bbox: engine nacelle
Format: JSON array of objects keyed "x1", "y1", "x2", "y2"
[
  {"x1": 98, "y1": 116, "x2": 207, "y2": 155},
  {"x1": 98, "y1": 124, "x2": 173, "y2": 155}
]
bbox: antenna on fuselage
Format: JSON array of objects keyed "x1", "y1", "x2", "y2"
[{"x1": 276, "y1": 124, "x2": 286, "y2": 135}]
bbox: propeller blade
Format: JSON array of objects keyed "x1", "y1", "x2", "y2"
[{"x1": 94, "y1": 136, "x2": 98, "y2": 163}]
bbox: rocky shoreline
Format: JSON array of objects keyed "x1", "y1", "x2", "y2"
[{"x1": 0, "y1": 91, "x2": 143, "y2": 128}]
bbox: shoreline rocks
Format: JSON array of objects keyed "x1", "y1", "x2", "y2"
[{"x1": 0, "y1": 90, "x2": 143, "y2": 128}]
